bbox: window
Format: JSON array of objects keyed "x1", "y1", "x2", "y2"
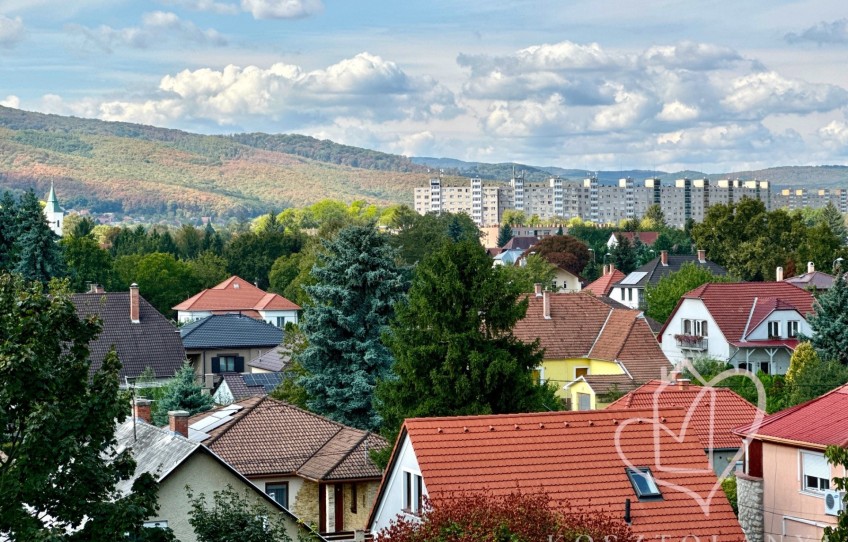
[
  {"x1": 403, "y1": 471, "x2": 423, "y2": 514},
  {"x1": 759, "y1": 362, "x2": 770, "y2": 374},
  {"x1": 575, "y1": 367, "x2": 589, "y2": 379},
  {"x1": 577, "y1": 393, "x2": 591, "y2": 411},
  {"x1": 276, "y1": 316, "x2": 286, "y2": 328},
  {"x1": 220, "y1": 356, "x2": 236, "y2": 372},
  {"x1": 626, "y1": 467, "x2": 663, "y2": 500},
  {"x1": 768, "y1": 321, "x2": 780, "y2": 338},
  {"x1": 627, "y1": 288, "x2": 633, "y2": 302},
  {"x1": 681, "y1": 319, "x2": 708, "y2": 336},
  {"x1": 212, "y1": 355, "x2": 243, "y2": 373},
  {"x1": 683, "y1": 319, "x2": 692, "y2": 334},
  {"x1": 788, "y1": 321, "x2": 799, "y2": 338},
  {"x1": 266, "y1": 483, "x2": 289, "y2": 508},
  {"x1": 351, "y1": 483, "x2": 358, "y2": 514},
  {"x1": 143, "y1": 521, "x2": 169, "y2": 529},
  {"x1": 802, "y1": 452, "x2": 831, "y2": 493}
]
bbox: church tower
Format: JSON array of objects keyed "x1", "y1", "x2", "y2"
[{"x1": 44, "y1": 182, "x2": 64, "y2": 236}]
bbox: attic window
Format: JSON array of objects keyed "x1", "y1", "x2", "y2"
[
  {"x1": 234, "y1": 283, "x2": 240, "y2": 289},
  {"x1": 626, "y1": 467, "x2": 663, "y2": 500}
]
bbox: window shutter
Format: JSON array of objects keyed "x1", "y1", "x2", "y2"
[
  {"x1": 235, "y1": 356, "x2": 245, "y2": 373},
  {"x1": 211, "y1": 357, "x2": 220, "y2": 373},
  {"x1": 803, "y1": 452, "x2": 830, "y2": 480}
]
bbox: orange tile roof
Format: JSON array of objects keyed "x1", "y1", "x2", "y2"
[
  {"x1": 608, "y1": 380, "x2": 763, "y2": 449},
  {"x1": 187, "y1": 396, "x2": 385, "y2": 481},
  {"x1": 391, "y1": 409, "x2": 743, "y2": 541},
  {"x1": 585, "y1": 269, "x2": 627, "y2": 296},
  {"x1": 513, "y1": 292, "x2": 671, "y2": 385},
  {"x1": 173, "y1": 275, "x2": 301, "y2": 312},
  {"x1": 659, "y1": 282, "x2": 815, "y2": 343}
]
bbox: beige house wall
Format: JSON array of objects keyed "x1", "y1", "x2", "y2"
[
  {"x1": 341, "y1": 481, "x2": 380, "y2": 532},
  {"x1": 762, "y1": 442, "x2": 844, "y2": 542},
  {"x1": 292, "y1": 479, "x2": 320, "y2": 529},
  {"x1": 152, "y1": 452, "x2": 308, "y2": 542},
  {"x1": 187, "y1": 347, "x2": 274, "y2": 377}
]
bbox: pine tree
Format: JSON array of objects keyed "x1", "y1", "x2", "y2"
[
  {"x1": 820, "y1": 201, "x2": 847, "y2": 245},
  {"x1": 786, "y1": 342, "x2": 820, "y2": 385},
  {"x1": 804, "y1": 271, "x2": 848, "y2": 365},
  {"x1": 611, "y1": 234, "x2": 637, "y2": 274},
  {"x1": 0, "y1": 191, "x2": 18, "y2": 271},
  {"x1": 298, "y1": 223, "x2": 409, "y2": 431},
  {"x1": 376, "y1": 240, "x2": 559, "y2": 437},
  {"x1": 153, "y1": 362, "x2": 214, "y2": 425},
  {"x1": 13, "y1": 189, "x2": 65, "y2": 282},
  {"x1": 496, "y1": 223, "x2": 513, "y2": 247}
]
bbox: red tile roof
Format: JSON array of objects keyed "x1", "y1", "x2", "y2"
[
  {"x1": 608, "y1": 380, "x2": 763, "y2": 449},
  {"x1": 173, "y1": 276, "x2": 300, "y2": 312},
  {"x1": 735, "y1": 384, "x2": 848, "y2": 449},
  {"x1": 187, "y1": 396, "x2": 385, "y2": 481},
  {"x1": 389, "y1": 409, "x2": 743, "y2": 541},
  {"x1": 659, "y1": 282, "x2": 815, "y2": 343},
  {"x1": 513, "y1": 293, "x2": 671, "y2": 387},
  {"x1": 585, "y1": 268, "x2": 627, "y2": 296}
]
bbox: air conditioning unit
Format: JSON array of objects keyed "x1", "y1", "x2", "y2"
[{"x1": 824, "y1": 489, "x2": 846, "y2": 516}]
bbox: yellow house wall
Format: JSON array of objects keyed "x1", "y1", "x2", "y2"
[
  {"x1": 541, "y1": 358, "x2": 625, "y2": 398},
  {"x1": 566, "y1": 379, "x2": 597, "y2": 410}
]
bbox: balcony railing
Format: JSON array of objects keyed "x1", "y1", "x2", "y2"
[{"x1": 674, "y1": 334, "x2": 708, "y2": 351}]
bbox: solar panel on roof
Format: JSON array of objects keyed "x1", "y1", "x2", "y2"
[
  {"x1": 619, "y1": 272, "x2": 648, "y2": 285},
  {"x1": 242, "y1": 373, "x2": 283, "y2": 392},
  {"x1": 188, "y1": 404, "x2": 243, "y2": 432}
]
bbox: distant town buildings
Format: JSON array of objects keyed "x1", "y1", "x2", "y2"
[{"x1": 415, "y1": 174, "x2": 848, "y2": 227}]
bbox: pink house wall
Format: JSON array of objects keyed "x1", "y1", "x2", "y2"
[{"x1": 762, "y1": 442, "x2": 844, "y2": 542}]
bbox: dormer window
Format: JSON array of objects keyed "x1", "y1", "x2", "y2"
[
  {"x1": 788, "y1": 321, "x2": 799, "y2": 338},
  {"x1": 768, "y1": 321, "x2": 780, "y2": 339},
  {"x1": 626, "y1": 467, "x2": 663, "y2": 500}
]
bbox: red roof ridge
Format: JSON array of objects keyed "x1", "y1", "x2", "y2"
[{"x1": 318, "y1": 430, "x2": 374, "y2": 480}]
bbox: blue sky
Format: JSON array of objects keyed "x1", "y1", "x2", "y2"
[{"x1": 2, "y1": 0, "x2": 848, "y2": 172}]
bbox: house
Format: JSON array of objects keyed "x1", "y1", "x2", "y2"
[
  {"x1": 733, "y1": 384, "x2": 848, "y2": 542},
  {"x1": 517, "y1": 252, "x2": 583, "y2": 292},
  {"x1": 491, "y1": 248, "x2": 524, "y2": 266},
  {"x1": 180, "y1": 314, "x2": 283, "y2": 381},
  {"x1": 248, "y1": 344, "x2": 291, "y2": 373},
  {"x1": 783, "y1": 262, "x2": 837, "y2": 291},
  {"x1": 186, "y1": 396, "x2": 386, "y2": 539},
  {"x1": 213, "y1": 372, "x2": 284, "y2": 404},
  {"x1": 116, "y1": 401, "x2": 321, "y2": 542},
  {"x1": 658, "y1": 282, "x2": 815, "y2": 374},
  {"x1": 512, "y1": 288, "x2": 672, "y2": 409},
  {"x1": 610, "y1": 250, "x2": 727, "y2": 309},
  {"x1": 501, "y1": 235, "x2": 540, "y2": 251},
  {"x1": 608, "y1": 377, "x2": 763, "y2": 476},
  {"x1": 606, "y1": 231, "x2": 659, "y2": 248},
  {"x1": 71, "y1": 284, "x2": 186, "y2": 382},
  {"x1": 367, "y1": 409, "x2": 744, "y2": 541},
  {"x1": 173, "y1": 276, "x2": 300, "y2": 327},
  {"x1": 584, "y1": 263, "x2": 626, "y2": 297}
]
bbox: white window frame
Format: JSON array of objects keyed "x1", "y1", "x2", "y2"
[
  {"x1": 402, "y1": 470, "x2": 423, "y2": 515},
  {"x1": 788, "y1": 320, "x2": 800, "y2": 338},
  {"x1": 800, "y1": 451, "x2": 831, "y2": 494},
  {"x1": 768, "y1": 321, "x2": 780, "y2": 338}
]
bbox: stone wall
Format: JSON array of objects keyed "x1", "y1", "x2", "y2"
[
  {"x1": 293, "y1": 480, "x2": 320, "y2": 530},
  {"x1": 737, "y1": 472, "x2": 764, "y2": 542}
]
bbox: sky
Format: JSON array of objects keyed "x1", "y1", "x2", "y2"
[{"x1": 2, "y1": 0, "x2": 848, "y2": 172}]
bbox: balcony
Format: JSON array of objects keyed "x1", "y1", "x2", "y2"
[{"x1": 674, "y1": 334, "x2": 708, "y2": 351}]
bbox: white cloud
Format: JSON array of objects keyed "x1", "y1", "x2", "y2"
[
  {"x1": 721, "y1": 71, "x2": 848, "y2": 116},
  {"x1": 818, "y1": 120, "x2": 848, "y2": 148},
  {"x1": 1, "y1": 94, "x2": 20, "y2": 107},
  {"x1": 0, "y1": 14, "x2": 24, "y2": 48},
  {"x1": 160, "y1": 0, "x2": 240, "y2": 15},
  {"x1": 657, "y1": 101, "x2": 699, "y2": 122},
  {"x1": 641, "y1": 42, "x2": 743, "y2": 71},
  {"x1": 66, "y1": 11, "x2": 227, "y2": 53},
  {"x1": 786, "y1": 19, "x2": 848, "y2": 45},
  {"x1": 240, "y1": 0, "x2": 322, "y2": 19}
]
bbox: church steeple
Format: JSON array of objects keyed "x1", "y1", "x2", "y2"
[{"x1": 43, "y1": 182, "x2": 64, "y2": 236}]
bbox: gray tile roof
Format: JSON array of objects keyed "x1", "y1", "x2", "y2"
[
  {"x1": 247, "y1": 345, "x2": 291, "y2": 372},
  {"x1": 180, "y1": 314, "x2": 283, "y2": 349},
  {"x1": 113, "y1": 419, "x2": 199, "y2": 496},
  {"x1": 71, "y1": 292, "x2": 186, "y2": 380},
  {"x1": 613, "y1": 255, "x2": 728, "y2": 289},
  {"x1": 219, "y1": 372, "x2": 283, "y2": 402}
]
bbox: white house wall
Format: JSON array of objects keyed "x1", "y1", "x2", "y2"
[
  {"x1": 746, "y1": 310, "x2": 811, "y2": 341},
  {"x1": 661, "y1": 298, "x2": 729, "y2": 366},
  {"x1": 369, "y1": 434, "x2": 427, "y2": 536},
  {"x1": 609, "y1": 286, "x2": 641, "y2": 309},
  {"x1": 258, "y1": 309, "x2": 299, "y2": 327}
]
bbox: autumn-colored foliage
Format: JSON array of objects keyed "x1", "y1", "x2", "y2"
[
  {"x1": 529, "y1": 235, "x2": 591, "y2": 277},
  {"x1": 377, "y1": 491, "x2": 634, "y2": 542}
]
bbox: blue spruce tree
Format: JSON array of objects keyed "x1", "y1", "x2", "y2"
[
  {"x1": 298, "y1": 223, "x2": 409, "y2": 430},
  {"x1": 13, "y1": 189, "x2": 65, "y2": 282}
]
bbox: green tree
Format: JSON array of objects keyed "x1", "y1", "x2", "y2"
[
  {"x1": 61, "y1": 234, "x2": 115, "y2": 292},
  {"x1": 804, "y1": 271, "x2": 848, "y2": 365},
  {"x1": 13, "y1": 189, "x2": 65, "y2": 282},
  {"x1": 66, "y1": 216, "x2": 96, "y2": 238},
  {"x1": 389, "y1": 211, "x2": 479, "y2": 266},
  {"x1": 785, "y1": 341, "x2": 820, "y2": 386},
  {"x1": 376, "y1": 240, "x2": 560, "y2": 439},
  {"x1": 824, "y1": 446, "x2": 848, "y2": 542},
  {"x1": 641, "y1": 203, "x2": 667, "y2": 230},
  {"x1": 820, "y1": 201, "x2": 847, "y2": 244},
  {"x1": 0, "y1": 274, "x2": 162, "y2": 540},
  {"x1": 788, "y1": 359, "x2": 848, "y2": 407},
  {"x1": 500, "y1": 253, "x2": 557, "y2": 292},
  {"x1": 224, "y1": 229, "x2": 304, "y2": 290},
  {"x1": 153, "y1": 362, "x2": 214, "y2": 426},
  {"x1": 188, "y1": 485, "x2": 309, "y2": 542},
  {"x1": 501, "y1": 209, "x2": 526, "y2": 226},
  {"x1": 496, "y1": 223, "x2": 513, "y2": 248},
  {"x1": 269, "y1": 324, "x2": 309, "y2": 409},
  {"x1": 201, "y1": 222, "x2": 224, "y2": 254},
  {"x1": 113, "y1": 252, "x2": 201, "y2": 317},
  {"x1": 188, "y1": 250, "x2": 230, "y2": 289},
  {"x1": 268, "y1": 254, "x2": 301, "y2": 296},
  {"x1": 175, "y1": 224, "x2": 203, "y2": 259},
  {"x1": 611, "y1": 234, "x2": 637, "y2": 274},
  {"x1": 298, "y1": 224, "x2": 409, "y2": 431},
  {"x1": 645, "y1": 262, "x2": 732, "y2": 323},
  {"x1": 0, "y1": 191, "x2": 19, "y2": 271}
]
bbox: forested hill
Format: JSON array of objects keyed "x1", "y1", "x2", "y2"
[{"x1": 0, "y1": 106, "x2": 435, "y2": 219}]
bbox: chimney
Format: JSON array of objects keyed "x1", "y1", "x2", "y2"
[
  {"x1": 130, "y1": 283, "x2": 140, "y2": 323},
  {"x1": 134, "y1": 398, "x2": 152, "y2": 424},
  {"x1": 534, "y1": 283, "x2": 543, "y2": 297},
  {"x1": 697, "y1": 249, "x2": 705, "y2": 263},
  {"x1": 776, "y1": 266, "x2": 784, "y2": 282},
  {"x1": 88, "y1": 283, "x2": 104, "y2": 294},
  {"x1": 677, "y1": 378, "x2": 690, "y2": 390},
  {"x1": 808, "y1": 261, "x2": 815, "y2": 274},
  {"x1": 169, "y1": 410, "x2": 189, "y2": 438},
  {"x1": 543, "y1": 290, "x2": 551, "y2": 320},
  {"x1": 668, "y1": 370, "x2": 681, "y2": 383},
  {"x1": 660, "y1": 250, "x2": 668, "y2": 266},
  {"x1": 608, "y1": 262, "x2": 615, "y2": 274}
]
